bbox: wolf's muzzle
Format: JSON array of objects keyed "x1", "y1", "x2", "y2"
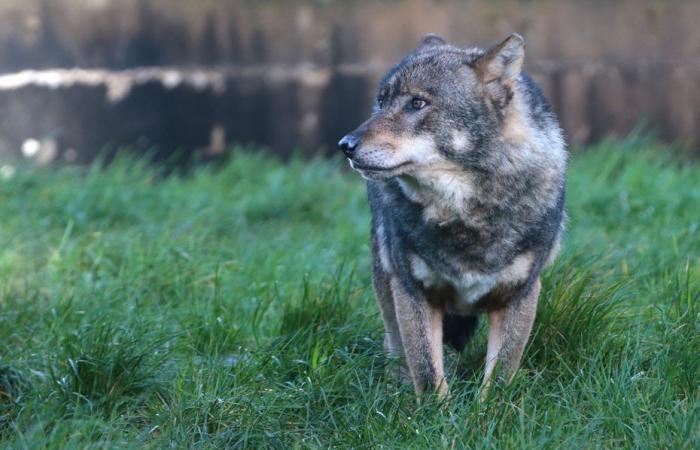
[{"x1": 338, "y1": 134, "x2": 360, "y2": 157}]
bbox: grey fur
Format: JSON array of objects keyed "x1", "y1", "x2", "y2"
[{"x1": 340, "y1": 33, "x2": 567, "y2": 397}]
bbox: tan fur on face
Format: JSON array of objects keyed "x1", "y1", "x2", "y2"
[
  {"x1": 353, "y1": 134, "x2": 445, "y2": 181},
  {"x1": 363, "y1": 132, "x2": 398, "y2": 151}
]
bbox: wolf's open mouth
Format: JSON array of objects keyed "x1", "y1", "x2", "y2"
[{"x1": 350, "y1": 161, "x2": 412, "y2": 172}]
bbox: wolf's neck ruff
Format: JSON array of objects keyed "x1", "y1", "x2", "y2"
[{"x1": 396, "y1": 169, "x2": 476, "y2": 225}]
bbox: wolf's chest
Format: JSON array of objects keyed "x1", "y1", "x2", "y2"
[
  {"x1": 410, "y1": 254, "x2": 498, "y2": 310},
  {"x1": 409, "y1": 251, "x2": 534, "y2": 314}
]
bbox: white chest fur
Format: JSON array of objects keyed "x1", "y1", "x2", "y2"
[{"x1": 409, "y1": 252, "x2": 533, "y2": 313}]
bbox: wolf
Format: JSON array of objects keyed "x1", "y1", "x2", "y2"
[{"x1": 338, "y1": 33, "x2": 567, "y2": 397}]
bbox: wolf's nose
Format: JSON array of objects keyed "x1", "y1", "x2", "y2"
[{"x1": 338, "y1": 134, "x2": 359, "y2": 157}]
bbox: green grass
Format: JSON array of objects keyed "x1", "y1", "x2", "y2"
[{"x1": 0, "y1": 136, "x2": 698, "y2": 448}]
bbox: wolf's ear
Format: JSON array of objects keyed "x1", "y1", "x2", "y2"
[
  {"x1": 474, "y1": 34, "x2": 524, "y2": 87},
  {"x1": 415, "y1": 33, "x2": 446, "y2": 51}
]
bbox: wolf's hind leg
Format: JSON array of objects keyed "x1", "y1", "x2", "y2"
[
  {"x1": 483, "y1": 278, "x2": 541, "y2": 396},
  {"x1": 443, "y1": 313, "x2": 479, "y2": 352},
  {"x1": 391, "y1": 278, "x2": 447, "y2": 397}
]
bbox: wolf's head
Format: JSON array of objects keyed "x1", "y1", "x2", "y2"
[{"x1": 339, "y1": 33, "x2": 526, "y2": 181}]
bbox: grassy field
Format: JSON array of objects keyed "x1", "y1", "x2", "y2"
[{"x1": 0, "y1": 136, "x2": 698, "y2": 448}]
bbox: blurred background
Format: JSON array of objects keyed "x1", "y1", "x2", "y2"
[{"x1": 0, "y1": 0, "x2": 699, "y2": 165}]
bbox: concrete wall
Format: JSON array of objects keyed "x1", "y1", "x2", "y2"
[{"x1": 0, "y1": 0, "x2": 699, "y2": 162}]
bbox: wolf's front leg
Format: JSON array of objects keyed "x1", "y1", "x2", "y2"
[
  {"x1": 390, "y1": 277, "x2": 447, "y2": 397},
  {"x1": 372, "y1": 258, "x2": 404, "y2": 356},
  {"x1": 483, "y1": 278, "x2": 541, "y2": 396},
  {"x1": 373, "y1": 265, "x2": 414, "y2": 385}
]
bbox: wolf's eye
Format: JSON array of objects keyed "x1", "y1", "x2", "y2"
[
  {"x1": 411, "y1": 98, "x2": 427, "y2": 110},
  {"x1": 377, "y1": 97, "x2": 384, "y2": 109}
]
